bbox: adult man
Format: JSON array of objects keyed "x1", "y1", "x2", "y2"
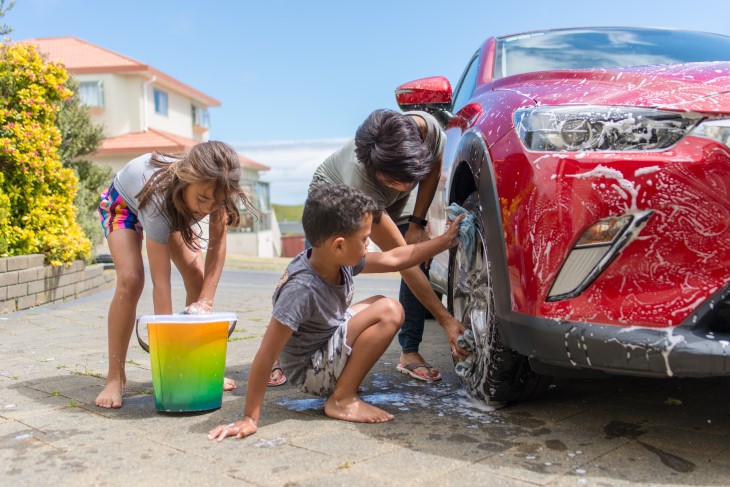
[{"x1": 309, "y1": 109, "x2": 469, "y2": 380}]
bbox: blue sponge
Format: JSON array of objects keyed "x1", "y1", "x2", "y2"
[{"x1": 445, "y1": 202, "x2": 477, "y2": 270}]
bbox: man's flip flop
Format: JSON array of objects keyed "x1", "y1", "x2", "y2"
[
  {"x1": 267, "y1": 365, "x2": 287, "y2": 387},
  {"x1": 396, "y1": 362, "x2": 442, "y2": 382}
]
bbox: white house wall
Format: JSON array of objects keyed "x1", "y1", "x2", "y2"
[
  {"x1": 74, "y1": 73, "x2": 143, "y2": 137},
  {"x1": 74, "y1": 73, "x2": 210, "y2": 143},
  {"x1": 147, "y1": 85, "x2": 199, "y2": 140},
  {"x1": 91, "y1": 154, "x2": 133, "y2": 175}
]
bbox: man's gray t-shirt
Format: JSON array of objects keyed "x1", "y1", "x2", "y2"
[
  {"x1": 309, "y1": 110, "x2": 445, "y2": 225},
  {"x1": 274, "y1": 250, "x2": 366, "y2": 386},
  {"x1": 113, "y1": 153, "x2": 173, "y2": 244}
]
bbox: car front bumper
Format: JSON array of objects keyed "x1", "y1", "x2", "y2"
[{"x1": 502, "y1": 284, "x2": 730, "y2": 378}]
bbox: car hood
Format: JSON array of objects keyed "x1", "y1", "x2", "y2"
[{"x1": 492, "y1": 61, "x2": 730, "y2": 115}]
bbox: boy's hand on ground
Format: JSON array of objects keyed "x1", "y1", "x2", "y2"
[
  {"x1": 207, "y1": 416, "x2": 257, "y2": 442},
  {"x1": 443, "y1": 213, "x2": 466, "y2": 248}
]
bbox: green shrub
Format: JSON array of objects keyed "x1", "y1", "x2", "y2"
[
  {"x1": 56, "y1": 77, "x2": 108, "y2": 247},
  {"x1": 0, "y1": 41, "x2": 91, "y2": 264},
  {"x1": 66, "y1": 159, "x2": 110, "y2": 246}
]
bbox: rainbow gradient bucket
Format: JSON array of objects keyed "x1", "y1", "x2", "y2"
[{"x1": 136, "y1": 313, "x2": 237, "y2": 413}]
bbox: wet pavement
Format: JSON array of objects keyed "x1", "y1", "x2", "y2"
[{"x1": 2, "y1": 264, "x2": 730, "y2": 486}]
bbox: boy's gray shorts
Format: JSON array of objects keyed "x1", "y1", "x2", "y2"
[{"x1": 298, "y1": 310, "x2": 354, "y2": 396}]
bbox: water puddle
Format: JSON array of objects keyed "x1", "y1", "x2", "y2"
[
  {"x1": 274, "y1": 375, "x2": 502, "y2": 424},
  {"x1": 275, "y1": 397, "x2": 324, "y2": 412}
]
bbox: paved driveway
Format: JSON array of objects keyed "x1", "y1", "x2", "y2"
[{"x1": 1, "y1": 266, "x2": 730, "y2": 486}]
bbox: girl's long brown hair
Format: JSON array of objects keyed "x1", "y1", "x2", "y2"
[{"x1": 136, "y1": 141, "x2": 259, "y2": 250}]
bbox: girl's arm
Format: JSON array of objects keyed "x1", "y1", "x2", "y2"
[
  {"x1": 146, "y1": 239, "x2": 173, "y2": 314},
  {"x1": 208, "y1": 318, "x2": 293, "y2": 441},
  {"x1": 364, "y1": 213, "x2": 463, "y2": 274},
  {"x1": 193, "y1": 210, "x2": 227, "y2": 311}
]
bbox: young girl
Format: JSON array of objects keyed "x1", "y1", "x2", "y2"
[{"x1": 95, "y1": 141, "x2": 256, "y2": 409}]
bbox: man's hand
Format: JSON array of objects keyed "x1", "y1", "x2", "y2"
[
  {"x1": 207, "y1": 416, "x2": 257, "y2": 442},
  {"x1": 404, "y1": 225, "x2": 430, "y2": 245},
  {"x1": 444, "y1": 315, "x2": 470, "y2": 360},
  {"x1": 405, "y1": 224, "x2": 432, "y2": 267}
]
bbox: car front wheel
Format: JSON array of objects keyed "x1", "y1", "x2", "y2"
[{"x1": 448, "y1": 192, "x2": 551, "y2": 404}]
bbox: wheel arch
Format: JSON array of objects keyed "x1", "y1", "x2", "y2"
[{"x1": 447, "y1": 131, "x2": 513, "y2": 320}]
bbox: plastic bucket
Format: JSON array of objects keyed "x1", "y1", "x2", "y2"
[{"x1": 136, "y1": 312, "x2": 237, "y2": 413}]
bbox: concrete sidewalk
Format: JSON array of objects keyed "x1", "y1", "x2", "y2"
[{"x1": 2, "y1": 265, "x2": 730, "y2": 486}]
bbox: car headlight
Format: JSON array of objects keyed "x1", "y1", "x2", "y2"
[
  {"x1": 514, "y1": 106, "x2": 702, "y2": 152},
  {"x1": 690, "y1": 119, "x2": 730, "y2": 149}
]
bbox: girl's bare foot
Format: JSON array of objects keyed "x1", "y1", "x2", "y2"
[
  {"x1": 324, "y1": 395, "x2": 394, "y2": 423},
  {"x1": 223, "y1": 377, "x2": 237, "y2": 391},
  {"x1": 96, "y1": 376, "x2": 125, "y2": 409}
]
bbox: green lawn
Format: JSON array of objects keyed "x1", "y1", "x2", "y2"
[{"x1": 272, "y1": 204, "x2": 304, "y2": 222}]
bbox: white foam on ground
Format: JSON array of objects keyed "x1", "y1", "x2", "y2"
[{"x1": 252, "y1": 436, "x2": 287, "y2": 448}]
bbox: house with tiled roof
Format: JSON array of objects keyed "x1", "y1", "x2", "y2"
[{"x1": 23, "y1": 37, "x2": 279, "y2": 257}]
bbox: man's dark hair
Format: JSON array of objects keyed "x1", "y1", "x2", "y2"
[
  {"x1": 354, "y1": 109, "x2": 431, "y2": 185},
  {"x1": 303, "y1": 184, "x2": 382, "y2": 247}
]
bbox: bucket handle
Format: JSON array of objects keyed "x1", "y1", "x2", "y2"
[{"x1": 136, "y1": 317, "x2": 238, "y2": 353}]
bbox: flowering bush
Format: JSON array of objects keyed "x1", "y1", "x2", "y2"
[{"x1": 0, "y1": 42, "x2": 91, "y2": 264}]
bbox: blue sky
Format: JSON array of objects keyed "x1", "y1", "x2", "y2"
[{"x1": 8, "y1": 0, "x2": 730, "y2": 203}]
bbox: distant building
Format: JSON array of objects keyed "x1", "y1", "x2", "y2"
[
  {"x1": 23, "y1": 37, "x2": 278, "y2": 257},
  {"x1": 278, "y1": 221, "x2": 305, "y2": 236}
]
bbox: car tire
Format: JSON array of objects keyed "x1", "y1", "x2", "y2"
[{"x1": 448, "y1": 192, "x2": 551, "y2": 404}]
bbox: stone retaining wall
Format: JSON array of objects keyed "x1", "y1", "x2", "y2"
[{"x1": 0, "y1": 254, "x2": 116, "y2": 313}]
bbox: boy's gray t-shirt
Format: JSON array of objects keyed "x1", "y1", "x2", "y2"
[
  {"x1": 309, "y1": 110, "x2": 445, "y2": 225},
  {"x1": 113, "y1": 153, "x2": 173, "y2": 244},
  {"x1": 274, "y1": 250, "x2": 366, "y2": 385}
]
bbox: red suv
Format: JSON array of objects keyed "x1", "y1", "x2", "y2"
[{"x1": 396, "y1": 27, "x2": 730, "y2": 403}]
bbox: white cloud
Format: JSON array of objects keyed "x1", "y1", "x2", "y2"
[{"x1": 234, "y1": 138, "x2": 349, "y2": 205}]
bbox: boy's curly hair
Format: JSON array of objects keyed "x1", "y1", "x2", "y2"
[{"x1": 303, "y1": 184, "x2": 382, "y2": 247}]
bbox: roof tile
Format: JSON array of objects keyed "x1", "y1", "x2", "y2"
[{"x1": 97, "y1": 129, "x2": 270, "y2": 171}]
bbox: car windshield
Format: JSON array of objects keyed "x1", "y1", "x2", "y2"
[{"x1": 494, "y1": 28, "x2": 730, "y2": 79}]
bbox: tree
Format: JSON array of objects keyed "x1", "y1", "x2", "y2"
[
  {"x1": 56, "y1": 77, "x2": 110, "y2": 246},
  {"x1": 0, "y1": 0, "x2": 15, "y2": 36},
  {"x1": 0, "y1": 41, "x2": 91, "y2": 264}
]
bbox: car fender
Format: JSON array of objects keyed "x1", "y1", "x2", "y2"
[{"x1": 447, "y1": 130, "x2": 523, "y2": 344}]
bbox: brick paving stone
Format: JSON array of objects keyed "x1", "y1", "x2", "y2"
[{"x1": 2, "y1": 263, "x2": 730, "y2": 486}]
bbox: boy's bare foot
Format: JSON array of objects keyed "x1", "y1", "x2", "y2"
[
  {"x1": 399, "y1": 352, "x2": 441, "y2": 380},
  {"x1": 223, "y1": 377, "x2": 236, "y2": 391},
  {"x1": 325, "y1": 395, "x2": 394, "y2": 423},
  {"x1": 96, "y1": 376, "x2": 125, "y2": 409}
]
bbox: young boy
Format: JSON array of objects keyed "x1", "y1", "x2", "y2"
[{"x1": 208, "y1": 184, "x2": 464, "y2": 441}]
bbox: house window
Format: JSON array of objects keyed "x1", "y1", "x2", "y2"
[
  {"x1": 236, "y1": 180, "x2": 271, "y2": 232},
  {"x1": 78, "y1": 81, "x2": 104, "y2": 107},
  {"x1": 154, "y1": 88, "x2": 168, "y2": 116},
  {"x1": 192, "y1": 105, "x2": 210, "y2": 128},
  {"x1": 255, "y1": 181, "x2": 271, "y2": 214}
]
